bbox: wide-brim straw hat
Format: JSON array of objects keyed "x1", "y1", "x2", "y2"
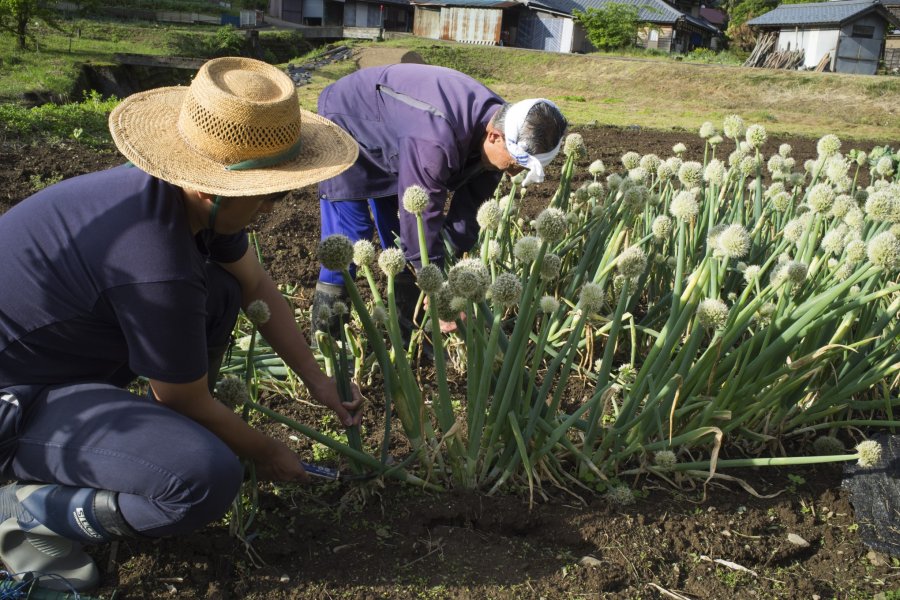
[{"x1": 109, "y1": 56, "x2": 358, "y2": 196}]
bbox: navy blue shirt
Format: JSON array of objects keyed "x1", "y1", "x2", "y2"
[
  {"x1": 318, "y1": 64, "x2": 504, "y2": 264},
  {"x1": 0, "y1": 166, "x2": 247, "y2": 388}
]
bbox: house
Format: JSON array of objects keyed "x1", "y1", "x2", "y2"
[
  {"x1": 746, "y1": 0, "x2": 900, "y2": 74},
  {"x1": 514, "y1": 0, "x2": 721, "y2": 53},
  {"x1": 268, "y1": 0, "x2": 412, "y2": 32},
  {"x1": 408, "y1": 0, "x2": 720, "y2": 52}
]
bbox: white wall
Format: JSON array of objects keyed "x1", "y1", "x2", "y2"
[
  {"x1": 777, "y1": 28, "x2": 840, "y2": 68},
  {"x1": 560, "y1": 17, "x2": 575, "y2": 52}
]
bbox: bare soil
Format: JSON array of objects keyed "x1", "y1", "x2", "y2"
[{"x1": 1, "y1": 126, "x2": 898, "y2": 599}]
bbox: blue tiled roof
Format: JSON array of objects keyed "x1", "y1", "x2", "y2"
[{"x1": 747, "y1": 0, "x2": 885, "y2": 26}]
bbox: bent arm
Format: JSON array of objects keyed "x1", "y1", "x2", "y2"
[{"x1": 220, "y1": 247, "x2": 362, "y2": 426}]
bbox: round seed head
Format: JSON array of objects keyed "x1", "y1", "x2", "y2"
[
  {"x1": 739, "y1": 156, "x2": 757, "y2": 177},
  {"x1": 640, "y1": 153, "x2": 661, "y2": 173},
  {"x1": 216, "y1": 374, "x2": 249, "y2": 408},
  {"x1": 535, "y1": 207, "x2": 567, "y2": 243},
  {"x1": 378, "y1": 247, "x2": 407, "y2": 277},
  {"x1": 315, "y1": 304, "x2": 332, "y2": 327},
  {"x1": 820, "y1": 229, "x2": 845, "y2": 256},
  {"x1": 867, "y1": 231, "x2": 900, "y2": 271},
  {"x1": 587, "y1": 181, "x2": 605, "y2": 199},
  {"x1": 318, "y1": 234, "x2": 355, "y2": 272},
  {"x1": 704, "y1": 159, "x2": 726, "y2": 186},
  {"x1": 728, "y1": 149, "x2": 746, "y2": 167},
  {"x1": 672, "y1": 142, "x2": 687, "y2": 155},
  {"x1": 772, "y1": 191, "x2": 792, "y2": 212},
  {"x1": 246, "y1": 299, "x2": 271, "y2": 326},
  {"x1": 697, "y1": 298, "x2": 729, "y2": 330},
  {"x1": 447, "y1": 258, "x2": 490, "y2": 301},
  {"x1": 856, "y1": 440, "x2": 882, "y2": 468},
  {"x1": 678, "y1": 161, "x2": 703, "y2": 188},
  {"x1": 541, "y1": 253, "x2": 562, "y2": 281},
  {"x1": 723, "y1": 114, "x2": 745, "y2": 139},
  {"x1": 844, "y1": 206, "x2": 865, "y2": 228},
  {"x1": 628, "y1": 166, "x2": 649, "y2": 184},
  {"x1": 807, "y1": 183, "x2": 835, "y2": 213},
  {"x1": 434, "y1": 284, "x2": 457, "y2": 322},
  {"x1": 332, "y1": 301, "x2": 348, "y2": 316},
  {"x1": 875, "y1": 155, "x2": 895, "y2": 177},
  {"x1": 830, "y1": 194, "x2": 855, "y2": 219},
  {"x1": 785, "y1": 260, "x2": 808, "y2": 284},
  {"x1": 783, "y1": 218, "x2": 805, "y2": 244},
  {"x1": 607, "y1": 173, "x2": 623, "y2": 189},
  {"x1": 745, "y1": 124, "x2": 767, "y2": 149},
  {"x1": 449, "y1": 296, "x2": 468, "y2": 314},
  {"x1": 812, "y1": 435, "x2": 845, "y2": 455},
  {"x1": 816, "y1": 134, "x2": 841, "y2": 158},
  {"x1": 652, "y1": 215, "x2": 673, "y2": 240},
  {"x1": 699, "y1": 121, "x2": 716, "y2": 139},
  {"x1": 416, "y1": 264, "x2": 445, "y2": 294},
  {"x1": 579, "y1": 282, "x2": 605, "y2": 313},
  {"x1": 654, "y1": 450, "x2": 678, "y2": 470},
  {"x1": 353, "y1": 239, "x2": 376, "y2": 267},
  {"x1": 656, "y1": 162, "x2": 674, "y2": 180},
  {"x1": 708, "y1": 134, "x2": 723, "y2": 147},
  {"x1": 539, "y1": 295, "x2": 559, "y2": 313},
  {"x1": 513, "y1": 236, "x2": 542, "y2": 263},
  {"x1": 401, "y1": 184, "x2": 429, "y2": 214},
  {"x1": 717, "y1": 224, "x2": 751, "y2": 259},
  {"x1": 486, "y1": 239, "x2": 501, "y2": 262},
  {"x1": 767, "y1": 154, "x2": 785, "y2": 174},
  {"x1": 825, "y1": 155, "x2": 849, "y2": 182},
  {"x1": 371, "y1": 305, "x2": 388, "y2": 325},
  {"x1": 864, "y1": 190, "x2": 897, "y2": 222},
  {"x1": 855, "y1": 150, "x2": 868, "y2": 165},
  {"x1": 743, "y1": 264, "x2": 761, "y2": 284},
  {"x1": 588, "y1": 159, "x2": 606, "y2": 177},
  {"x1": 476, "y1": 199, "x2": 503, "y2": 230},
  {"x1": 490, "y1": 272, "x2": 523, "y2": 307},
  {"x1": 670, "y1": 190, "x2": 700, "y2": 221},
  {"x1": 779, "y1": 143, "x2": 792, "y2": 157},
  {"x1": 606, "y1": 484, "x2": 635, "y2": 506},
  {"x1": 563, "y1": 133, "x2": 586, "y2": 158},
  {"x1": 621, "y1": 151, "x2": 641, "y2": 170},
  {"x1": 616, "y1": 246, "x2": 647, "y2": 279},
  {"x1": 846, "y1": 239, "x2": 867, "y2": 262}
]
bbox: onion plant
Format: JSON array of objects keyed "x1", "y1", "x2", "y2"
[{"x1": 225, "y1": 121, "x2": 899, "y2": 499}]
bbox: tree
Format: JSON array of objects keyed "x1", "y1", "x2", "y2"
[
  {"x1": 0, "y1": 0, "x2": 60, "y2": 50},
  {"x1": 574, "y1": 3, "x2": 644, "y2": 51}
]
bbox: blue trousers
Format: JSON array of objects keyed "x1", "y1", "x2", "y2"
[
  {"x1": 318, "y1": 196, "x2": 401, "y2": 286},
  {"x1": 0, "y1": 263, "x2": 244, "y2": 538}
]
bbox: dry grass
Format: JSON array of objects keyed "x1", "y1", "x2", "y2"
[{"x1": 299, "y1": 39, "x2": 900, "y2": 142}]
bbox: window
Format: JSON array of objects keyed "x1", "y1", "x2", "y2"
[{"x1": 851, "y1": 24, "x2": 875, "y2": 38}]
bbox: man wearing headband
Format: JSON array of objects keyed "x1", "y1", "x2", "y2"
[
  {"x1": 0, "y1": 57, "x2": 361, "y2": 591},
  {"x1": 312, "y1": 64, "x2": 567, "y2": 341}
]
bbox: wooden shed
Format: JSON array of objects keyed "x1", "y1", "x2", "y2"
[
  {"x1": 746, "y1": 0, "x2": 900, "y2": 74},
  {"x1": 411, "y1": 0, "x2": 518, "y2": 45}
]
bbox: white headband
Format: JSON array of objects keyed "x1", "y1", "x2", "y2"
[{"x1": 503, "y1": 98, "x2": 562, "y2": 187}]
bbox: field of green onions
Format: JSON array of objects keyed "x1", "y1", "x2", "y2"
[{"x1": 227, "y1": 117, "x2": 899, "y2": 506}]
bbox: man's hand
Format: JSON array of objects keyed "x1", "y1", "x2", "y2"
[
  {"x1": 254, "y1": 438, "x2": 311, "y2": 482},
  {"x1": 310, "y1": 376, "x2": 365, "y2": 427}
]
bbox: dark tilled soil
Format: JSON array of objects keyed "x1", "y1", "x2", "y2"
[{"x1": 2, "y1": 126, "x2": 898, "y2": 599}]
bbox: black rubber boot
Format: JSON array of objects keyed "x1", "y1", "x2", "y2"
[
  {"x1": 310, "y1": 282, "x2": 349, "y2": 348},
  {"x1": 0, "y1": 484, "x2": 139, "y2": 591}
]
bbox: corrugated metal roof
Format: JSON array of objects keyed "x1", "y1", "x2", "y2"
[
  {"x1": 747, "y1": 0, "x2": 884, "y2": 26},
  {"x1": 409, "y1": 0, "x2": 514, "y2": 6},
  {"x1": 529, "y1": 0, "x2": 682, "y2": 22},
  {"x1": 525, "y1": 0, "x2": 718, "y2": 31}
]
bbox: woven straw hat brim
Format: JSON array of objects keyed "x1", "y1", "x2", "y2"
[{"x1": 109, "y1": 86, "x2": 358, "y2": 197}]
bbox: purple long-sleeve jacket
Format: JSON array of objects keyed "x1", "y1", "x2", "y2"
[{"x1": 317, "y1": 64, "x2": 505, "y2": 266}]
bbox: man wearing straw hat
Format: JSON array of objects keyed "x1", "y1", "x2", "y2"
[
  {"x1": 0, "y1": 57, "x2": 361, "y2": 591},
  {"x1": 311, "y1": 64, "x2": 567, "y2": 340}
]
